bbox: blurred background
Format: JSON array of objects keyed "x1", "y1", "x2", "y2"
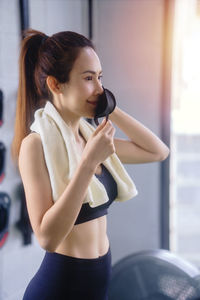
[{"x1": 0, "y1": 0, "x2": 200, "y2": 299}]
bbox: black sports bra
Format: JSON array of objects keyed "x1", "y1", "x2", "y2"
[{"x1": 74, "y1": 164, "x2": 117, "y2": 225}]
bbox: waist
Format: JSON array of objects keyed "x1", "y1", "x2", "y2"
[{"x1": 54, "y1": 215, "x2": 109, "y2": 259}]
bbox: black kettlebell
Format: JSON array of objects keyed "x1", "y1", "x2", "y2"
[
  {"x1": 0, "y1": 142, "x2": 6, "y2": 183},
  {"x1": 0, "y1": 192, "x2": 11, "y2": 248},
  {"x1": 0, "y1": 89, "x2": 3, "y2": 127}
]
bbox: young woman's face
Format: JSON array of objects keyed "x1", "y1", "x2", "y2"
[{"x1": 61, "y1": 47, "x2": 104, "y2": 119}]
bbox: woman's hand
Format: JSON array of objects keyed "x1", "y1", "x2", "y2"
[{"x1": 81, "y1": 118, "x2": 116, "y2": 167}]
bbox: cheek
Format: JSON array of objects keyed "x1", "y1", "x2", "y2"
[{"x1": 80, "y1": 82, "x2": 94, "y2": 95}]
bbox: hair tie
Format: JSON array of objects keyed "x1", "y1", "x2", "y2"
[{"x1": 41, "y1": 35, "x2": 48, "y2": 45}]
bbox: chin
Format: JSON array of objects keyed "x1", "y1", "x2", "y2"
[{"x1": 82, "y1": 111, "x2": 95, "y2": 119}]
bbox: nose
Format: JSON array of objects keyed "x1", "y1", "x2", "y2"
[{"x1": 95, "y1": 80, "x2": 104, "y2": 95}]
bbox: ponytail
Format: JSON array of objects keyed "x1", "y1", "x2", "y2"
[{"x1": 11, "y1": 29, "x2": 49, "y2": 165}]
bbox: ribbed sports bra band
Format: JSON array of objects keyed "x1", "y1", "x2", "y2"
[{"x1": 74, "y1": 164, "x2": 118, "y2": 225}]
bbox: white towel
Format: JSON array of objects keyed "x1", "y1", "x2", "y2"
[{"x1": 30, "y1": 101, "x2": 138, "y2": 207}]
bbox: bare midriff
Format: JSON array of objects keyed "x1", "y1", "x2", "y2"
[
  {"x1": 54, "y1": 215, "x2": 109, "y2": 259},
  {"x1": 54, "y1": 162, "x2": 110, "y2": 259}
]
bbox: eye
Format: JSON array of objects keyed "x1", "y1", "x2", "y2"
[
  {"x1": 84, "y1": 75, "x2": 103, "y2": 81},
  {"x1": 85, "y1": 76, "x2": 93, "y2": 81}
]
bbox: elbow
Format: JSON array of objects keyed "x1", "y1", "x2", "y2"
[
  {"x1": 39, "y1": 230, "x2": 72, "y2": 253},
  {"x1": 157, "y1": 147, "x2": 170, "y2": 161},
  {"x1": 42, "y1": 243, "x2": 55, "y2": 253},
  {"x1": 39, "y1": 236, "x2": 56, "y2": 253}
]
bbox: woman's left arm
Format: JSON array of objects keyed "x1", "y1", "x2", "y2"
[{"x1": 109, "y1": 106, "x2": 170, "y2": 164}]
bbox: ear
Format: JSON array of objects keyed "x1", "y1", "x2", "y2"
[{"x1": 46, "y1": 76, "x2": 62, "y2": 94}]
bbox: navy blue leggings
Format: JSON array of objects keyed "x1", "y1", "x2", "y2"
[{"x1": 22, "y1": 246, "x2": 112, "y2": 300}]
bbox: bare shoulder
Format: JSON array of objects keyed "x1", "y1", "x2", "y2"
[
  {"x1": 19, "y1": 131, "x2": 51, "y2": 193},
  {"x1": 19, "y1": 132, "x2": 43, "y2": 166},
  {"x1": 21, "y1": 131, "x2": 42, "y2": 149},
  {"x1": 18, "y1": 131, "x2": 50, "y2": 186}
]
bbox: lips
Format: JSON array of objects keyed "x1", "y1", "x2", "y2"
[{"x1": 87, "y1": 100, "x2": 98, "y2": 105}]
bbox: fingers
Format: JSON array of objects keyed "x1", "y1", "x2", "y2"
[
  {"x1": 93, "y1": 118, "x2": 107, "y2": 136},
  {"x1": 100, "y1": 120, "x2": 114, "y2": 134},
  {"x1": 107, "y1": 125, "x2": 116, "y2": 139},
  {"x1": 94, "y1": 119, "x2": 115, "y2": 139}
]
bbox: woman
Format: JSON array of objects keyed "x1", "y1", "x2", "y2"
[{"x1": 11, "y1": 29, "x2": 169, "y2": 300}]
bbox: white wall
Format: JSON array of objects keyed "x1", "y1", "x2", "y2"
[
  {"x1": 29, "y1": 0, "x2": 88, "y2": 35},
  {"x1": 0, "y1": 0, "x2": 166, "y2": 299}
]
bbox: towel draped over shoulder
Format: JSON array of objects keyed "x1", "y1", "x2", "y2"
[{"x1": 30, "y1": 101, "x2": 138, "y2": 208}]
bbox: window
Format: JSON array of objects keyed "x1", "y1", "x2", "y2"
[{"x1": 170, "y1": 0, "x2": 200, "y2": 267}]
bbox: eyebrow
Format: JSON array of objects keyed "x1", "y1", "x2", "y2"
[{"x1": 81, "y1": 70, "x2": 103, "y2": 75}]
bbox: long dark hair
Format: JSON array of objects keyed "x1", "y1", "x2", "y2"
[{"x1": 11, "y1": 29, "x2": 95, "y2": 165}]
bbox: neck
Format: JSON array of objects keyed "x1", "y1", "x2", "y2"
[{"x1": 52, "y1": 101, "x2": 81, "y2": 141}]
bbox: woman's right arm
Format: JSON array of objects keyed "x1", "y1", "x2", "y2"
[{"x1": 18, "y1": 119, "x2": 115, "y2": 252}]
